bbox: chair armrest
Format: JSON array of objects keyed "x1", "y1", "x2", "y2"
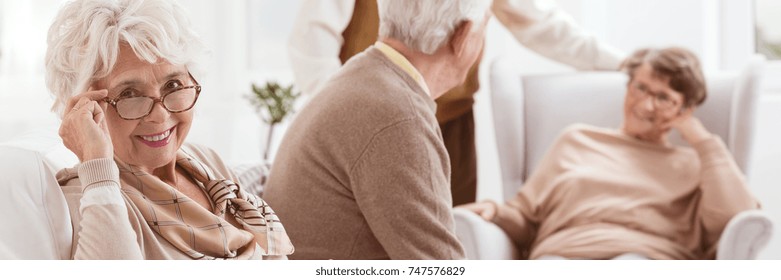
[
  {"x1": 453, "y1": 208, "x2": 520, "y2": 260},
  {"x1": 717, "y1": 210, "x2": 774, "y2": 259}
]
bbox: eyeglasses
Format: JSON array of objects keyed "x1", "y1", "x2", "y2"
[
  {"x1": 103, "y1": 73, "x2": 201, "y2": 120},
  {"x1": 629, "y1": 81, "x2": 681, "y2": 113}
]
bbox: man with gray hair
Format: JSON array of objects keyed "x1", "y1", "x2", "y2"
[
  {"x1": 264, "y1": 0, "x2": 492, "y2": 259},
  {"x1": 288, "y1": 0, "x2": 625, "y2": 207}
]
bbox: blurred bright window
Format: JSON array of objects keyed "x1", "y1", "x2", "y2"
[{"x1": 756, "y1": 0, "x2": 781, "y2": 60}]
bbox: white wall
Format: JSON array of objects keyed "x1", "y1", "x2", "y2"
[
  {"x1": 0, "y1": 0, "x2": 62, "y2": 141},
  {"x1": 173, "y1": 0, "x2": 304, "y2": 165}
]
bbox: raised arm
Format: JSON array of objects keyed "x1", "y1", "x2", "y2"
[
  {"x1": 673, "y1": 115, "x2": 760, "y2": 250},
  {"x1": 288, "y1": 0, "x2": 355, "y2": 96},
  {"x1": 58, "y1": 90, "x2": 142, "y2": 259},
  {"x1": 493, "y1": 0, "x2": 625, "y2": 70}
]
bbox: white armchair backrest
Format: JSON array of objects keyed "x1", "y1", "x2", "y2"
[{"x1": 490, "y1": 55, "x2": 765, "y2": 201}]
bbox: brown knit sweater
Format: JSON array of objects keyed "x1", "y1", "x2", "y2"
[
  {"x1": 493, "y1": 124, "x2": 760, "y2": 259},
  {"x1": 337, "y1": 0, "x2": 480, "y2": 124},
  {"x1": 264, "y1": 46, "x2": 465, "y2": 260}
]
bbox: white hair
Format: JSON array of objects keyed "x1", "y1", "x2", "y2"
[
  {"x1": 377, "y1": 0, "x2": 492, "y2": 55},
  {"x1": 45, "y1": 0, "x2": 207, "y2": 116}
]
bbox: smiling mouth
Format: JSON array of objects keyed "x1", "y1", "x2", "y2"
[
  {"x1": 136, "y1": 126, "x2": 176, "y2": 147},
  {"x1": 633, "y1": 111, "x2": 656, "y2": 122}
]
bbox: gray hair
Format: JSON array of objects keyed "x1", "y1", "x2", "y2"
[
  {"x1": 45, "y1": 0, "x2": 207, "y2": 116},
  {"x1": 377, "y1": 0, "x2": 491, "y2": 55}
]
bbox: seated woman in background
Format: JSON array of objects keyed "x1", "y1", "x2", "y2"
[
  {"x1": 47, "y1": 0, "x2": 293, "y2": 259},
  {"x1": 460, "y1": 47, "x2": 760, "y2": 260}
]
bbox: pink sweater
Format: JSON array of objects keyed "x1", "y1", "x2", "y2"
[{"x1": 493, "y1": 124, "x2": 760, "y2": 259}]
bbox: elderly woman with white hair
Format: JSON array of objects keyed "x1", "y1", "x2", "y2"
[
  {"x1": 47, "y1": 0, "x2": 293, "y2": 259},
  {"x1": 264, "y1": 0, "x2": 492, "y2": 260}
]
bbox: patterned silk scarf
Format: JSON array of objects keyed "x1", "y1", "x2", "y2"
[{"x1": 112, "y1": 148, "x2": 294, "y2": 259}]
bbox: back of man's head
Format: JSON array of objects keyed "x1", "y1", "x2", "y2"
[{"x1": 377, "y1": 0, "x2": 492, "y2": 55}]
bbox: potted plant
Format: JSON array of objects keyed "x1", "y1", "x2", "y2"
[{"x1": 247, "y1": 81, "x2": 301, "y2": 161}]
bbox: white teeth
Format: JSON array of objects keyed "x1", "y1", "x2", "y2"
[{"x1": 140, "y1": 129, "x2": 172, "y2": 142}]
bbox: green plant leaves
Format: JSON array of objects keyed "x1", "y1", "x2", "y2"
[{"x1": 247, "y1": 81, "x2": 301, "y2": 125}]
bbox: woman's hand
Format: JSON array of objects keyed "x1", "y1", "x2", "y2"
[
  {"x1": 457, "y1": 200, "x2": 499, "y2": 222},
  {"x1": 670, "y1": 108, "x2": 712, "y2": 145},
  {"x1": 59, "y1": 89, "x2": 113, "y2": 162}
]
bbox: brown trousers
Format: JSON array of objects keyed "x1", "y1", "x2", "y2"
[{"x1": 440, "y1": 110, "x2": 477, "y2": 206}]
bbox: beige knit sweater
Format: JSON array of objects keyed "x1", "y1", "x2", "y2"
[
  {"x1": 263, "y1": 46, "x2": 465, "y2": 260},
  {"x1": 493, "y1": 124, "x2": 760, "y2": 259}
]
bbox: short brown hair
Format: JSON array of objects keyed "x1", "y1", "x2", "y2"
[{"x1": 621, "y1": 47, "x2": 707, "y2": 107}]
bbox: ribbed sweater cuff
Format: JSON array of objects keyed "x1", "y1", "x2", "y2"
[{"x1": 77, "y1": 158, "x2": 124, "y2": 207}]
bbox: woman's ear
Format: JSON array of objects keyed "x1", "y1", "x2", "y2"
[{"x1": 449, "y1": 20, "x2": 474, "y2": 58}]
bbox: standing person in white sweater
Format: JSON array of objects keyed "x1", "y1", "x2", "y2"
[{"x1": 286, "y1": 0, "x2": 625, "y2": 206}]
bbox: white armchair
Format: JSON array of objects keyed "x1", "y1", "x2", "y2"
[{"x1": 454, "y1": 55, "x2": 774, "y2": 259}]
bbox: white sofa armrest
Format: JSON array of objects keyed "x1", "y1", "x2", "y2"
[
  {"x1": 453, "y1": 208, "x2": 519, "y2": 260},
  {"x1": 0, "y1": 144, "x2": 74, "y2": 259},
  {"x1": 717, "y1": 210, "x2": 774, "y2": 260}
]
